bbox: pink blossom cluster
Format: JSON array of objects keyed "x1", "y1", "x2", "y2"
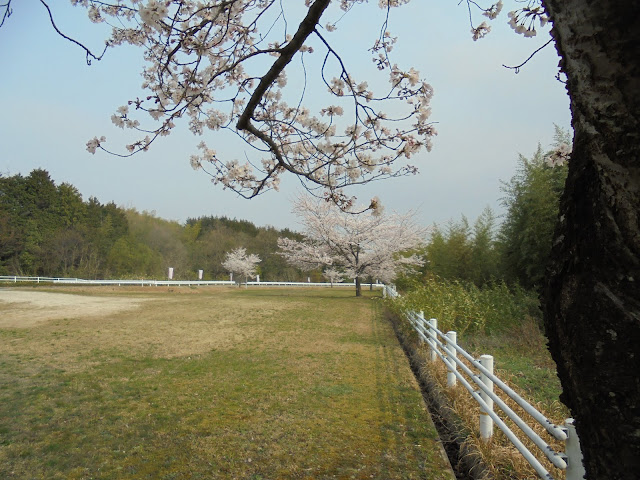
[
  {"x1": 546, "y1": 142, "x2": 571, "y2": 167},
  {"x1": 76, "y1": 0, "x2": 436, "y2": 201}
]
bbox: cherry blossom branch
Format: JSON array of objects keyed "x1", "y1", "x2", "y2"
[
  {"x1": 236, "y1": 0, "x2": 330, "y2": 131},
  {"x1": 77, "y1": 1, "x2": 435, "y2": 206}
]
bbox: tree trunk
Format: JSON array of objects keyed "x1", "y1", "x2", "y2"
[
  {"x1": 543, "y1": 1, "x2": 640, "y2": 478},
  {"x1": 355, "y1": 276, "x2": 361, "y2": 297}
]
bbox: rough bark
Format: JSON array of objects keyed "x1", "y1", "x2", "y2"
[
  {"x1": 543, "y1": 1, "x2": 640, "y2": 478},
  {"x1": 355, "y1": 276, "x2": 362, "y2": 297}
]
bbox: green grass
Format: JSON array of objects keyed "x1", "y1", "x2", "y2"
[
  {"x1": 0, "y1": 286, "x2": 454, "y2": 479},
  {"x1": 460, "y1": 317, "x2": 567, "y2": 409}
]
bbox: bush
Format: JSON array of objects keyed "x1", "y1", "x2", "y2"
[{"x1": 391, "y1": 275, "x2": 540, "y2": 335}]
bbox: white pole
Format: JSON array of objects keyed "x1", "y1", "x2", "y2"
[
  {"x1": 429, "y1": 319, "x2": 438, "y2": 362},
  {"x1": 565, "y1": 418, "x2": 586, "y2": 480},
  {"x1": 446, "y1": 331, "x2": 457, "y2": 387},
  {"x1": 256, "y1": 274, "x2": 260, "y2": 283},
  {"x1": 417, "y1": 311, "x2": 425, "y2": 345},
  {"x1": 198, "y1": 269, "x2": 203, "y2": 280},
  {"x1": 479, "y1": 354, "x2": 494, "y2": 441},
  {"x1": 168, "y1": 267, "x2": 174, "y2": 280}
]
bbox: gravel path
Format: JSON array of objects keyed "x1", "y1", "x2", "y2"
[{"x1": 0, "y1": 289, "x2": 144, "y2": 328}]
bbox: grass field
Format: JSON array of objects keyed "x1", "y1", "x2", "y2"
[{"x1": 0, "y1": 286, "x2": 454, "y2": 480}]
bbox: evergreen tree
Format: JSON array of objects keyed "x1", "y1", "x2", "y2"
[{"x1": 498, "y1": 131, "x2": 569, "y2": 289}]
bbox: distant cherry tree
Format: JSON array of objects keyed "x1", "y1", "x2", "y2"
[
  {"x1": 222, "y1": 247, "x2": 260, "y2": 286},
  {"x1": 278, "y1": 196, "x2": 425, "y2": 296},
  {"x1": 322, "y1": 267, "x2": 345, "y2": 286}
]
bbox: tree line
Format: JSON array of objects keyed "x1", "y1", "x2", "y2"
[
  {"x1": 0, "y1": 169, "x2": 305, "y2": 281},
  {"x1": 2, "y1": 131, "x2": 567, "y2": 289},
  {"x1": 407, "y1": 128, "x2": 570, "y2": 293}
]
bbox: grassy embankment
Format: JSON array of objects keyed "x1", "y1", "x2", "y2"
[
  {"x1": 0, "y1": 286, "x2": 454, "y2": 480},
  {"x1": 389, "y1": 278, "x2": 570, "y2": 479}
]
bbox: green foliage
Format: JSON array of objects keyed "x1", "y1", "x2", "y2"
[
  {"x1": 0, "y1": 170, "x2": 129, "y2": 277},
  {"x1": 0, "y1": 170, "x2": 308, "y2": 280},
  {"x1": 408, "y1": 206, "x2": 499, "y2": 288},
  {"x1": 186, "y1": 216, "x2": 305, "y2": 281},
  {"x1": 106, "y1": 236, "x2": 164, "y2": 277},
  {"x1": 497, "y1": 129, "x2": 569, "y2": 289},
  {"x1": 391, "y1": 275, "x2": 539, "y2": 335},
  {"x1": 400, "y1": 128, "x2": 569, "y2": 294}
]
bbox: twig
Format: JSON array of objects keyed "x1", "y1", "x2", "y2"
[
  {"x1": 503, "y1": 38, "x2": 553, "y2": 73},
  {"x1": 39, "y1": 0, "x2": 108, "y2": 65}
]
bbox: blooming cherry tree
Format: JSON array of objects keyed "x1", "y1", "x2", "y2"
[
  {"x1": 322, "y1": 267, "x2": 345, "y2": 286},
  {"x1": 278, "y1": 196, "x2": 425, "y2": 296},
  {"x1": 222, "y1": 247, "x2": 260, "y2": 286}
]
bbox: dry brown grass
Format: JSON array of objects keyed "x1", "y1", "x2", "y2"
[{"x1": 414, "y1": 335, "x2": 569, "y2": 480}]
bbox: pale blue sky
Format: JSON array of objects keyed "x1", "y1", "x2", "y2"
[{"x1": 0, "y1": 1, "x2": 571, "y2": 230}]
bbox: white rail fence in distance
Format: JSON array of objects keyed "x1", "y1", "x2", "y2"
[{"x1": 0, "y1": 275, "x2": 383, "y2": 289}]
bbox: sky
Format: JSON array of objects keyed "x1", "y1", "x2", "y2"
[{"x1": 0, "y1": 1, "x2": 571, "y2": 231}]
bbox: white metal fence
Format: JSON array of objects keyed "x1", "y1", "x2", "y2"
[
  {"x1": 383, "y1": 284, "x2": 585, "y2": 480},
  {"x1": 0, "y1": 275, "x2": 383, "y2": 289}
]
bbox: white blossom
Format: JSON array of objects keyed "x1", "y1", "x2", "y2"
[
  {"x1": 471, "y1": 21, "x2": 491, "y2": 41},
  {"x1": 86, "y1": 136, "x2": 106, "y2": 154},
  {"x1": 222, "y1": 247, "x2": 261, "y2": 283},
  {"x1": 546, "y1": 143, "x2": 571, "y2": 167}
]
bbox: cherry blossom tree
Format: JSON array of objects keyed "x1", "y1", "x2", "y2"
[
  {"x1": 322, "y1": 267, "x2": 345, "y2": 286},
  {"x1": 221, "y1": 246, "x2": 260, "y2": 286},
  {"x1": 278, "y1": 196, "x2": 425, "y2": 296}
]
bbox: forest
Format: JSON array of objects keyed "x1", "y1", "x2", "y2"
[{"x1": 0, "y1": 169, "x2": 305, "y2": 281}]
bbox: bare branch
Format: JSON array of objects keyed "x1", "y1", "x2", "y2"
[
  {"x1": 39, "y1": 0, "x2": 108, "y2": 65},
  {"x1": 502, "y1": 38, "x2": 553, "y2": 73}
]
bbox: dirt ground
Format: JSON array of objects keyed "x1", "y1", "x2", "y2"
[{"x1": 0, "y1": 288, "x2": 147, "y2": 328}]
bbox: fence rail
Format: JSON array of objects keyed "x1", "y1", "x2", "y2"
[
  {"x1": 0, "y1": 276, "x2": 383, "y2": 289},
  {"x1": 383, "y1": 284, "x2": 585, "y2": 480}
]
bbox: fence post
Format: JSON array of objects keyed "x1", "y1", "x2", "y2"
[
  {"x1": 383, "y1": 286, "x2": 387, "y2": 298},
  {"x1": 446, "y1": 331, "x2": 457, "y2": 387},
  {"x1": 429, "y1": 319, "x2": 438, "y2": 362},
  {"x1": 479, "y1": 354, "x2": 494, "y2": 441},
  {"x1": 564, "y1": 418, "x2": 586, "y2": 480},
  {"x1": 417, "y1": 311, "x2": 425, "y2": 345}
]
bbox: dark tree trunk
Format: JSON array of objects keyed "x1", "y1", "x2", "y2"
[
  {"x1": 355, "y1": 276, "x2": 361, "y2": 297},
  {"x1": 543, "y1": 1, "x2": 640, "y2": 478}
]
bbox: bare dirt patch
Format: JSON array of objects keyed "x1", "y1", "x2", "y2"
[{"x1": 0, "y1": 288, "x2": 147, "y2": 328}]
